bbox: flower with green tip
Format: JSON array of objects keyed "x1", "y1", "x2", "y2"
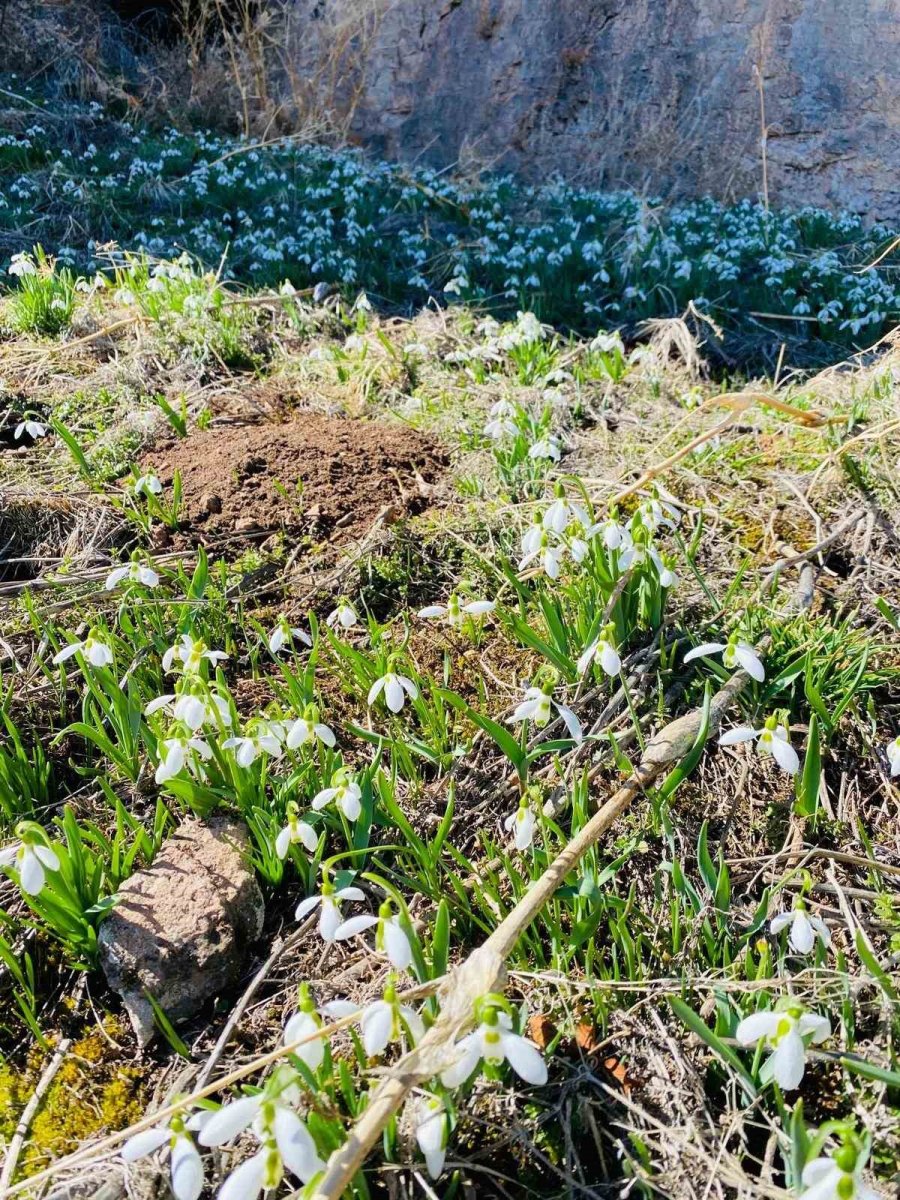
[
  {"x1": 275, "y1": 802, "x2": 318, "y2": 860},
  {"x1": 334, "y1": 899, "x2": 414, "y2": 970},
  {"x1": 441, "y1": 1000, "x2": 547, "y2": 1088},
  {"x1": 735, "y1": 1003, "x2": 830, "y2": 1089},
  {"x1": 0, "y1": 825, "x2": 60, "y2": 895},
  {"x1": 719, "y1": 713, "x2": 799, "y2": 774},
  {"x1": 684, "y1": 633, "x2": 764, "y2": 682}
]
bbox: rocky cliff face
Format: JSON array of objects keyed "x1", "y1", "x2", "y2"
[{"x1": 292, "y1": 0, "x2": 900, "y2": 219}]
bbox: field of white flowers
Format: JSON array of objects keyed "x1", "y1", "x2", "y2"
[
  {"x1": 0, "y1": 83, "x2": 898, "y2": 1200},
  {"x1": 2, "y1": 86, "x2": 900, "y2": 364}
]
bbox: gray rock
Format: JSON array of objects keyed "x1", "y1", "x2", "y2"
[
  {"x1": 285, "y1": 0, "x2": 900, "y2": 220},
  {"x1": 99, "y1": 817, "x2": 264, "y2": 1045}
]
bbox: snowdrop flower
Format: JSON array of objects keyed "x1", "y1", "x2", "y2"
[
  {"x1": 418, "y1": 592, "x2": 495, "y2": 626},
  {"x1": 770, "y1": 899, "x2": 830, "y2": 954},
  {"x1": 326, "y1": 599, "x2": 358, "y2": 630},
  {"x1": 509, "y1": 682, "x2": 582, "y2": 743},
  {"x1": 267, "y1": 617, "x2": 312, "y2": 656},
  {"x1": 414, "y1": 1095, "x2": 448, "y2": 1180},
  {"x1": 638, "y1": 489, "x2": 680, "y2": 533},
  {"x1": 312, "y1": 767, "x2": 363, "y2": 821},
  {"x1": 368, "y1": 667, "x2": 418, "y2": 713},
  {"x1": 14, "y1": 418, "x2": 48, "y2": 440},
  {"x1": 542, "y1": 492, "x2": 589, "y2": 535},
  {"x1": 52, "y1": 632, "x2": 113, "y2": 668},
  {"x1": 799, "y1": 1139, "x2": 883, "y2": 1200},
  {"x1": 334, "y1": 900, "x2": 414, "y2": 971},
  {"x1": 577, "y1": 623, "x2": 621, "y2": 677},
  {"x1": 145, "y1": 691, "x2": 231, "y2": 731},
  {"x1": 684, "y1": 634, "x2": 765, "y2": 682},
  {"x1": 504, "y1": 800, "x2": 536, "y2": 850},
  {"x1": 275, "y1": 802, "x2": 318, "y2": 860},
  {"x1": 133, "y1": 473, "x2": 163, "y2": 496},
  {"x1": 282, "y1": 983, "x2": 344, "y2": 1073},
  {"x1": 296, "y1": 879, "x2": 366, "y2": 940},
  {"x1": 105, "y1": 560, "x2": 160, "y2": 590},
  {"x1": 162, "y1": 634, "x2": 228, "y2": 675},
  {"x1": 735, "y1": 1004, "x2": 831, "y2": 1089},
  {"x1": 199, "y1": 1074, "x2": 323, "y2": 1196},
  {"x1": 719, "y1": 713, "x2": 800, "y2": 774},
  {"x1": 885, "y1": 734, "x2": 900, "y2": 776},
  {"x1": 0, "y1": 828, "x2": 60, "y2": 895},
  {"x1": 223, "y1": 726, "x2": 283, "y2": 768},
  {"x1": 484, "y1": 398, "x2": 518, "y2": 439},
  {"x1": 8, "y1": 252, "x2": 36, "y2": 277},
  {"x1": 441, "y1": 1001, "x2": 547, "y2": 1088},
  {"x1": 519, "y1": 523, "x2": 565, "y2": 579},
  {"x1": 121, "y1": 1112, "x2": 207, "y2": 1200},
  {"x1": 352, "y1": 979, "x2": 424, "y2": 1057},
  {"x1": 285, "y1": 703, "x2": 336, "y2": 751},
  {"x1": 599, "y1": 515, "x2": 627, "y2": 549},
  {"x1": 154, "y1": 735, "x2": 213, "y2": 785},
  {"x1": 528, "y1": 435, "x2": 561, "y2": 461}
]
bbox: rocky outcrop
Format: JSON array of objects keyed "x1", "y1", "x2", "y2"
[
  {"x1": 289, "y1": 0, "x2": 900, "y2": 219},
  {"x1": 99, "y1": 817, "x2": 265, "y2": 1044}
]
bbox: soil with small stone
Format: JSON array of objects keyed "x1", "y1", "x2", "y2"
[{"x1": 140, "y1": 413, "x2": 446, "y2": 551}]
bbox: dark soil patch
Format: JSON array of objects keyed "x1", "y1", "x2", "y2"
[{"x1": 140, "y1": 414, "x2": 446, "y2": 552}]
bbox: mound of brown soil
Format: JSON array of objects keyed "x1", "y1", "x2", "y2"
[{"x1": 141, "y1": 414, "x2": 446, "y2": 551}]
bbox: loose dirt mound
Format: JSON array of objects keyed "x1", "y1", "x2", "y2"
[{"x1": 142, "y1": 414, "x2": 446, "y2": 550}]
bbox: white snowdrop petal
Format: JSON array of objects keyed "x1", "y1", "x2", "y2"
[
  {"x1": 273, "y1": 1107, "x2": 323, "y2": 1183},
  {"x1": 768, "y1": 1027, "x2": 806, "y2": 1089},
  {"x1": 440, "y1": 1035, "x2": 481, "y2": 1088},
  {"x1": 295, "y1": 895, "x2": 322, "y2": 922},
  {"x1": 122, "y1": 1125, "x2": 171, "y2": 1161},
  {"x1": 198, "y1": 1096, "x2": 261, "y2": 1146},
  {"x1": 684, "y1": 642, "x2": 725, "y2": 663},
  {"x1": 734, "y1": 645, "x2": 765, "y2": 682},
  {"x1": 361, "y1": 1001, "x2": 393, "y2": 1056},
  {"x1": 19, "y1": 849, "x2": 45, "y2": 895},
  {"x1": 770, "y1": 735, "x2": 800, "y2": 775},
  {"x1": 384, "y1": 919, "x2": 413, "y2": 970},
  {"x1": 500, "y1": 1032, "x2": 548, "y2": 1085},
  {"x1": 735, "y1": 1011, "x2": 781, "y2": 1044},
  {"x1": 217, "y1": 1150, "x2": 267, "y2": 1200},
  {"x1": 718, "y1": 726, "x2": 758, "y2": 747},
  {"x1": 170, "y1": 1136, "x2": 204, "y2": 1200},
  {"x1": 333, "y1": 914, "x2": 379, "y2": 940}
]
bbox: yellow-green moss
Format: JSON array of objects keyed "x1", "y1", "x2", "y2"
[{"x1": 0, "y1": 1016, "x2": 146, "y2": 1180}]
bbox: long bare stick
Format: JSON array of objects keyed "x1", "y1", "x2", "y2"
[{"x1": 307, "y1": 670, "x2": 753, "y2": 1200}]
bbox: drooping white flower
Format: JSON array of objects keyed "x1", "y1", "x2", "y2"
[
  {"x1": 542, "y1": 495, "x2": 589, "y2": 535},
  {"x1": 599, "y1": 516, "x2": 627, "y2": 549},
  {"x1": 162, "y1": 634, "x2": 228, "y2": 675},
  {"x1": 275, "y1": 803, "x2": 318, "y2": 860},
  {"x1": 199, "y1": 1078, "x2": 323, "y2": 1195},
  {"x1": 267, "y1": 617, "x2": 312, "y2": 656},
  {"x1": 770, "y1": 901, "x2": 831, "y2": 954},
  {"x1": 105, "y1": 560, "x2": 160, "y2": 590},
  {"x1": 282, "y1": 983, "x2": 334, "y2": 1073},
  {"x1": 799, "y1": 1143, "x2": 884, "y2": 1200},
  {"x1": 519, "y1": 523, "x2": 565, "y2": 579},
  {"x1": 334, "y1": 901, "x2": 414, "y2": 971},
  {"x1": 342, "y1": 981, "x2": 424, "y2": 1057},
  {"x1": 414, "y1": 1096, "x2": 448, "y2": 1180},
  {"x1": 285, "y1": 704, "x2": 336, "y2": 751},
  {"x1": 885, "y1": 734, "x2": 900, "y2": 777},
  {"x1": 418, "y1": 593, "x2": 495, "y2": 626},
  {"x1": 509, "y1": 684, "x2": 582, "y2": 743},
  {"x1": 14, "y1": 418, "x2": 48, "y2": 440},
  {"x1": 441, "y1": 1008, "x2": 547, "y2": 1088},
  {"x1": 145, "y1": 691, "x2": 232, "y2": 732},
  {"x1": 684, "y1": 635, "x2": 765, "y2": 682},
  {"x1": 8, "y1": 252, "x2": 36, "y2": 277},
  {"x1": 0, "y1": 836, "x2": 60, "y2": 895},
  {"x1": 295, "y1": 881, "x2": 366, "y2": 941},
  {"x1": 368, "y1": 670, "x2": 418, "y2": 714},
  {"x1": 312, "y1": 768, "x2": 363, "y2": 821},
  {"x1": 122, "y1": 1112, "x2": 208, "y2": 1200},
  {"x1": 735, "y1": 1005, "x2": 831, "y2": 1089},
  {"x1": 133, "y1": 473, "x2": 163, "y2": 496},
  {"x1": 577, "y1": 625, "x2": 621, "y2": 677},
  {"x1": 326, "y1": 600, "x2": 358, "y2": 630},
  {"x1": 719, "y1": 714, "x2": 800, "y2": 774},
  {"x1": 222, "y1": 727, "x2": 283, "y2": 768},
  {"x1": 52, "y1": 633, "x2": 114, "y2": 668},
  {"x1": 528, "y1": 435, "x2": 561, "y2": 461},
  {"x1": 154, "y1": 735, "x2": 213, "y2": 785},
  {"x1": 504, "y1": 802, "x2": 536, "y2": 850}
]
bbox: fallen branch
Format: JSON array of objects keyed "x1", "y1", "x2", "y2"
[{"x1": 306, "y1": 669, "x2": 753, "y2": 1200}]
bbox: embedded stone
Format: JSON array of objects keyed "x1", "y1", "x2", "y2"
[{"x1": 98, "y1": 817, "x2": 264, "y2": 1045}]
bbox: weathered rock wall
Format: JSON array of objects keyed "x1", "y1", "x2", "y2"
[{"x1": 292, "y1": 0, "x2": 900, "y2": 219}]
